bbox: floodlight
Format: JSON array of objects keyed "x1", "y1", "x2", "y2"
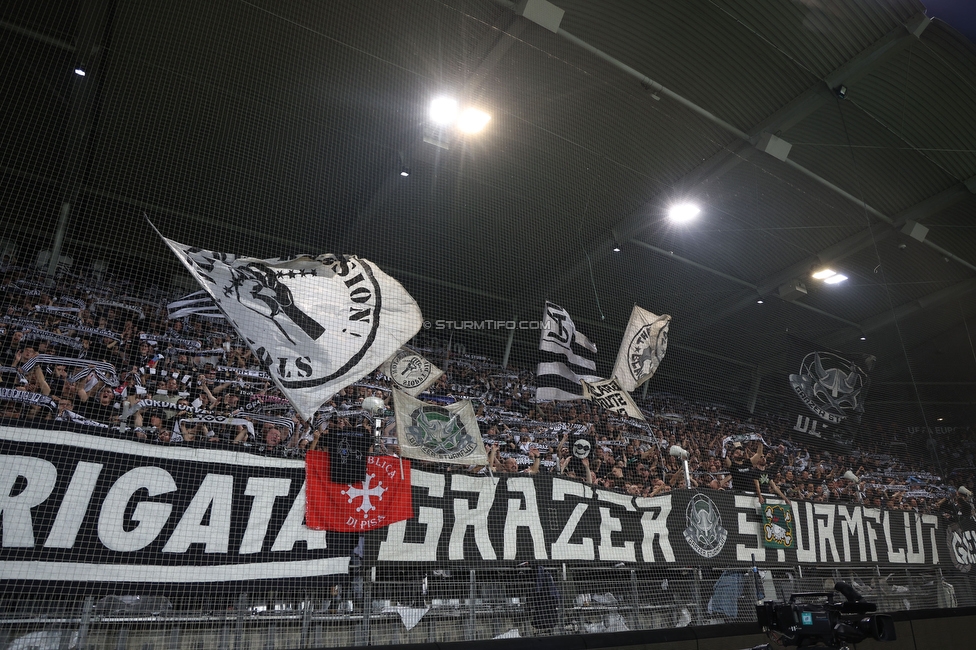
[
  {"x1": 668, "y1": 203, "x2": 700, "y2": 222},
  {"x1": 757, "y1": 300, "x2": 764, "y2": 304},
  {"x1": 399, "y1": 167, "x2": 410, "y2": 177},
  {"x1": 812, "y1": 269, "x2": 836, "y2": 280},
  {"x1": 823, "y1": 274, "x2": 848, "y2": 284},
  {"x1": 74, "y1": 67, "x2": 86, "y2": 76},
  {"x1": 429, "y1": 97, "x2": 458, "y2": 125},
  {"x1": 457, "y1": 107, "x2": 491, "y2": 133}
]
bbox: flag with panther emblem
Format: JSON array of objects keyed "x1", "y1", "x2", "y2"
[
  {"x1": 612, "y1": 305, "x2": 670, "y2": 392},
  {"x1": 392, "y1": 390, "x2": 488, "y2": 465},
  {"x1": 152, "y1": 223, "x2": 423, "y2": 421}
]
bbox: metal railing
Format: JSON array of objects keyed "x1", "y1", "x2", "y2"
[{"x1": 2, "y1": 564, "x2": 973, "y2": 649}]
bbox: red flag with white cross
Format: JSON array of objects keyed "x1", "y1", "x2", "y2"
[{"x1": 305, "y1": 451, "x2": 413, "y2": 532}]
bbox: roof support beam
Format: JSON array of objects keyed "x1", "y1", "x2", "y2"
[
  {"x1": 517, "y1": 4, "x2": 952, "y2": 303},
  {"x1": 683, "y1": 180, "x2": 976, "y2": 336},
  {"x1": 0, "y1": 19, "x2": 75, "y2": 50},
  {"x1": 601, "y1": 11, "x2": 930, "y2": 247},
  {"x1": 802, "y1": 277, "x2": 976, "y2": 355},
  {"x1": 630, "y1": 240, "x2": 860, "y2": 328},
  {"x1": 860, "y1": 278, "x2": 976, "y2": 335}
]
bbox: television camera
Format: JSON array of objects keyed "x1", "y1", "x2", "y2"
[{"x1": 750, "y1": 557, "x2": 895, "y2": 650}]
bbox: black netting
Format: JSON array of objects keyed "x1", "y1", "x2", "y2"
[{"x1": 2, "y1": 0, "x2": 976, "y2": 647}]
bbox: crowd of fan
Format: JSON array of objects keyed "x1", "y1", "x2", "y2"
[{"x1": 1, "y1": 261, "x2": 974, "y2": 524}]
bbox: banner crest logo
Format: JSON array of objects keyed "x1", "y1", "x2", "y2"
[
  {"x1": 389, "y1": 349, "x2": 433, "y2": 390},
  {"x1": 762, "y1": 504, "x2": 795, "y2": 549},
  {"x1": 405, "y1": 405, "x2": 478, "y2": 459},
  {"x1": 683, "y1": 493, "x2": 728, "y2": 558},
  {"x1": 627, "y1": 320, "x2": 668, "y2": 383},
  {"x1": 789, "y1": 352, "x2": 865, "y2": 424}
]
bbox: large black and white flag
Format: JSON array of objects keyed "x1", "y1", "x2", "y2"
[
  {"x1": 535, "y1": 301, "x2": 600, "y2": 401},
  {"x1": 611, "y1": 305, "x2": 670, "y2": 392},
  {"x1": 155, "y1": 231, "x2": 423, "y2": 421},
  {"x1": 380, "y1": 347, "x2": 444, "y2": 397}
]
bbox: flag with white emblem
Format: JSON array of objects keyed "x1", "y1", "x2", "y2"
[
  {"x1": 611, "y1": 305, "x2": 670, "y2": 392},
  {"x1": 392, "y1": 390, "x2": 488, "y2": 465},
  {"x1": 153, "y1": 225, "x2": 423, "y2": 421},
  {"x1": 380, "y1": 347, "x2": 444, "y2": 396},
  {"x1": 305, "y1": 452, "x2": 413, "y2": 532}
]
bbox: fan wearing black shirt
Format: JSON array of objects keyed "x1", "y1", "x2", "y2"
[
  {"x1": 937, "y1": 490, "x2": 974, "y2": 523},
  {"x1": 752, "y1": 450, "x2": 790, "y2": 506},
  {"x1": 79, "y1": 386, "x2": 119, "y2": 425},
  {"x1": 725, "y1": 442, "x2": 754, "y2": 492},
  {"x1": 323, "y1": 416, "x2": 373, "y2": 484}
]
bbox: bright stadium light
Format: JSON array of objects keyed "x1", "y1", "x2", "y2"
[
  {"x1": 668, "y1": 203, "x2": 700, "y2": 223},
  {"x1": 429, "y1": 97, "x2": 458, "y2": 125},
  {"x1": 74, "y1": 67, "x2": 86, "y2": 76},
  {"x1": 812, "y1": 269, "x2": 837, "y2": 280},
  {"x1": 457, "y1": 107, "x2": 491, "y2": 133},
  {"x1": 823, "y1": 274, "x2": 848, "y2": 284}
]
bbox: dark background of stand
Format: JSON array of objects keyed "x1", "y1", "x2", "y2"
[{"x1": 322, "y1": 606, "x2": 976, "y2": 650}]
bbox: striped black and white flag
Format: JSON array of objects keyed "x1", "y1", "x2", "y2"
[{"x1": 535, "y1": 301, "x2": 601, "y2": 401}]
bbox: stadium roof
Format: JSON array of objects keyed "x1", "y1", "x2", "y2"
[{"x1": 2, "y1": 0, "x2": 975, "y2": 425}]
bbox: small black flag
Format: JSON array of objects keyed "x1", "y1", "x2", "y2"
[{"x1": 323, "y1": 430, "x2": 371, "y2": 484}]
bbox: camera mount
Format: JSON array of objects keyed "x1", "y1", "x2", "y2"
[{"x1": 749, "y1": 556, "x2": 895, "y2": 650}]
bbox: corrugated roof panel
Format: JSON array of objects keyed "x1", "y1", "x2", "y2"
[
  {"x1": 785, "y1": 99, "x2": 959, "y2": 216},
  {"x1": 556, "y1": 0, "x2": 816, "y2": 131},
  {"x1": 852, "y1": 22, "x2": 976, "y2": 184}
]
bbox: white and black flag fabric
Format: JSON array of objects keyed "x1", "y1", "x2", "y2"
[
  {"x1": 581, "y1": 377, "x2": 645, "y2": 421},
  {"x1": 380, "y1": 347, "x2": 444, "y2": 397},
  {"x1": 167, "y1": 290, "x2": 225, "y2": 320},
  {"x1": 392, "y1": 390, "x2": 488, "y2": 465},
  {"x1": 535, "y1": 301, "x2": 601, "y2": 401},
  {"x1": 611, "y1": 305, "x2": 670, "y2": 392},
  {"x1": 155, "y1": 231, "x2": 424, "y2": 421}
]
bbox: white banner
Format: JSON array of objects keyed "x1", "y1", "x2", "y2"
[
  {"x1": 393, "y1": 390, "x2": 487, "y2": 465},
  {"x1": 611, "y1": 305, "x2": 670, "y2": 392},
  {"x1": 581, "y1": 377, "x2": 645, "y2": 421},
  {"x1": 381, "y1": 347, "x2": 444, "y2": 396},
  {"x1": 156, "y1": 231, "x2": 423, "y2": 421}
]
